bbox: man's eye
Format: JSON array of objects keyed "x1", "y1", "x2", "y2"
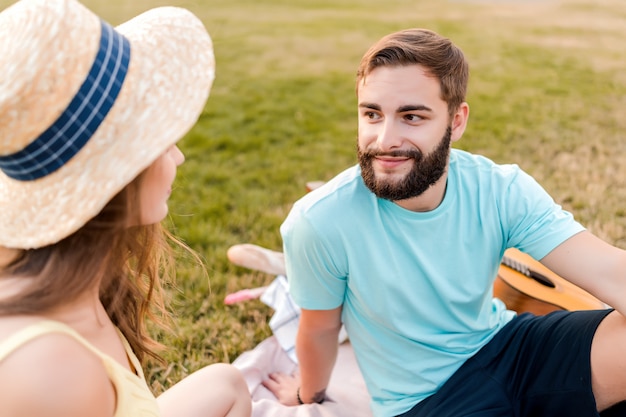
[
  {"x1": 405, "y1": 114, "x2": 423, "y2": 122},
  {"x1": 365, "y1": 111, "x2": 380, "y2": 120}
]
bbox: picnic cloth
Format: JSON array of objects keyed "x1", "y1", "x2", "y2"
[
  {"x1": 233, "y1": 335, "x2": 372, "y2": 417},
  {"x1": 232, "y1": 275, "x2": 371, "y2": 416}
]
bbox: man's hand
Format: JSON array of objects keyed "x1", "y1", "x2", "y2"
[{"x1": 262, "y1": 371, "x2": 301, "y2": 406}]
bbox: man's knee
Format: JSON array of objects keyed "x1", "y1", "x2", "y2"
[{"x1": 591, "y1": 311, "x2": 626, "y2": 410}]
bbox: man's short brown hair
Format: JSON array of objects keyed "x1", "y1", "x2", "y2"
[{"x1": 356, "y1": 28, "x2": 469, "y2": 117}]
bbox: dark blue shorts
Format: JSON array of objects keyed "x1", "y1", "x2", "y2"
[{"x1": 398, "y1": 309, "x2": 625, "y2": 417}]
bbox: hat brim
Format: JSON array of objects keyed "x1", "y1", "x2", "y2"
[{"x1": 0, "y1": 6, "x2": 214, "y2": 249}]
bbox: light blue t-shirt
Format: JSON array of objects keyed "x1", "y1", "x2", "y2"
[{"x1": 280, "y1": 149, "x2": 585, "y2": 417}]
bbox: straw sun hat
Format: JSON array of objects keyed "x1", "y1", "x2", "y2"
[{"x1": 0, "y1": 0, "x2": 215, "y2": 249}]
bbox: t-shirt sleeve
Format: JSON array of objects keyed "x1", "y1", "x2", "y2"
[
  {"x1": 501, "y1": 166, "x2": 585, "y2": 259},
  {"x1": 280, "y1": 205, "x2": 347, "y2": 310}
]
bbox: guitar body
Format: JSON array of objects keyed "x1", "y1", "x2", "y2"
[{"x1": 494, "y1": 248, "x2": 606, "y2": 315}]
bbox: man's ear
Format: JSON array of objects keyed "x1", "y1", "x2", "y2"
[{"x1": 450, "y1": 102, "x2": 470, "y2": 143}]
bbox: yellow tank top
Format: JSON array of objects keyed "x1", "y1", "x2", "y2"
[{"x1": 0, "y1": 320, "x2": 160, "y2": 416}]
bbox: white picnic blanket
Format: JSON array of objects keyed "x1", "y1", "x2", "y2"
[
  {"x1": 232, "y1": 275, "x2": 371, "y2": 417},
  {"x1": 233, "y1": 335, "x2": 372, "y2": 417}
]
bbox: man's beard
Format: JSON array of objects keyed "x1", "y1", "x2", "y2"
[{"x1": 358, "y1": 126, "x2": 452, "y2": 201}]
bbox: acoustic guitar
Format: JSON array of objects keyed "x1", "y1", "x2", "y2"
[{"x1": 493, "y1": 248, "x2": 607, "y2": 315}]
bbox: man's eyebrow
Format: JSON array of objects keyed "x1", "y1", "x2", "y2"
[
  {"x1": 357, "y1": 103, "x2": 434, "y2": 113},
  {"x1": 358, "y1": 102, "x2": 381, "y2": 111},
  {"x1": 397, "y1": 104, "x2": 433, "y2": 113}
]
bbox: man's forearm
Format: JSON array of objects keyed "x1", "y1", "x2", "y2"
[{"x1": 295, "y1": 323, "x2": 341, "y2": 403}]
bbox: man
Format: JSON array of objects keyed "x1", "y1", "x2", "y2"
[{"x1": 263, "y1": 28, "x2": 626, "y2": 416}]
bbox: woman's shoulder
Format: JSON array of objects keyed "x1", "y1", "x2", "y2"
[{"x1": 0, "y1": 318, "x2": 116, "y2": 417}]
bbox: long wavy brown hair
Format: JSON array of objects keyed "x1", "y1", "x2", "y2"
[{"x1": 0, "y1": 172, "x2": 177, "y2": 364}]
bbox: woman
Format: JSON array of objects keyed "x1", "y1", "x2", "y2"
[{"x1": 0, "y1": 0, "x2": 251, "y2": 416}]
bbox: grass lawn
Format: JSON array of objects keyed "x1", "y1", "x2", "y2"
[{"x1": 2, "y1": 0, "x2": 625, "y2": 394}]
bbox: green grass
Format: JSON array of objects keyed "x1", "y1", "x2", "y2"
[{"x1": 3, "y1": 0, "x2": 626, "y2": 394}]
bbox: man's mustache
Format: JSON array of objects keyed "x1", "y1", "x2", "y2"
[{"x1": 360, "y1": 149, "x2": 422, "y2": 159}]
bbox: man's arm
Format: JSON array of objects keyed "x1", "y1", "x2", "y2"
[
  {"x1": 540, "y1": 230, "x2": 626, "y2": 316},
  {"x1": 263, "y1": 306, "x2": 342, "y2": 406},
  {"x1": 296, "y1": 307, "x2": 343, "y2": 404}
]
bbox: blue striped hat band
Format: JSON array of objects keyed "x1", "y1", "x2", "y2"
[{"x1": 0, "y1": 20, "x2": 131, "y2": 181}]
